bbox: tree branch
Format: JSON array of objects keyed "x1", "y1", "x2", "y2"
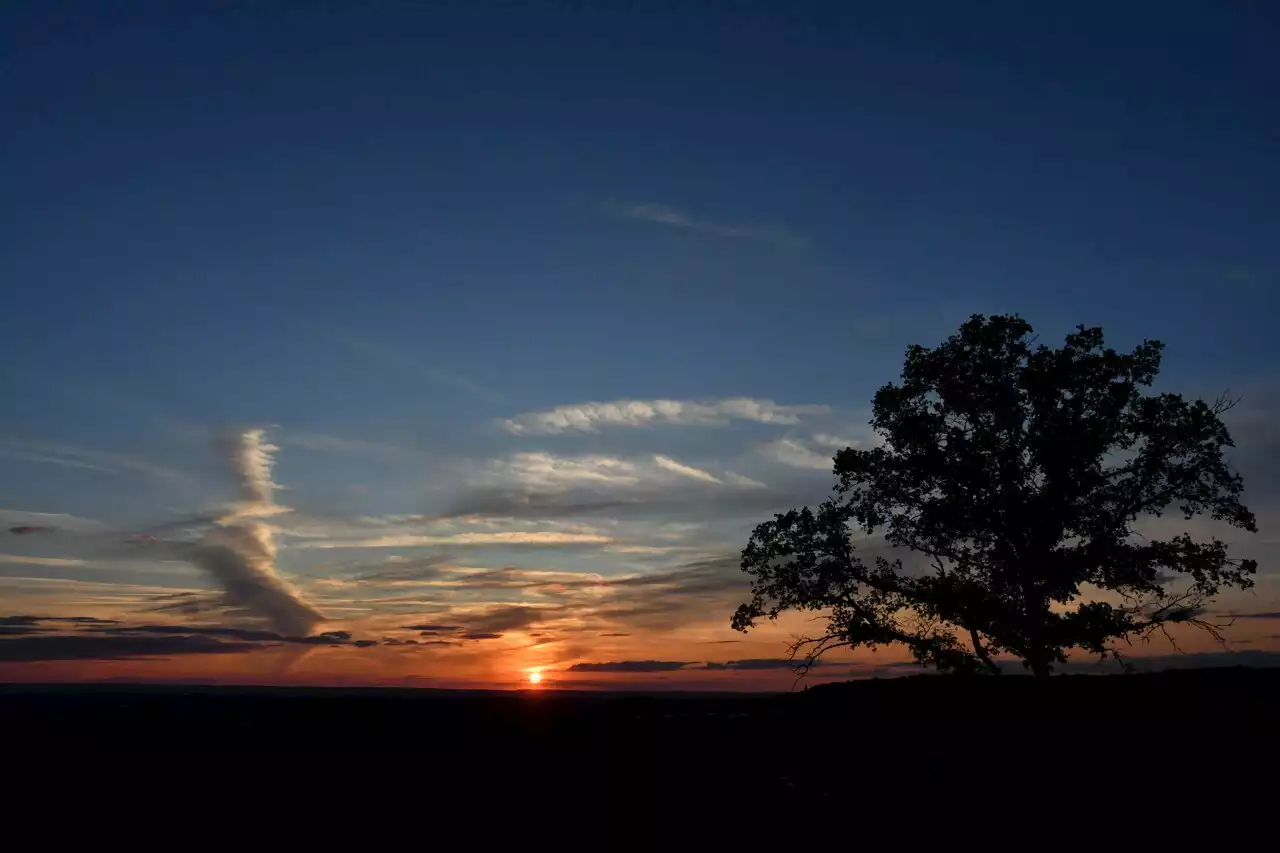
[{"x1": 966, "y1": 626, "x2": 1000, "y2": 675}]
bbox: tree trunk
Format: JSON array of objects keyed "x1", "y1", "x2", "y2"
[
  {"x1": 967, "y1": 627, "x2": 1001, "y2": 675},
  {"x1": 1028, "y1": 659, "x2": 1052, "y2": 679}
]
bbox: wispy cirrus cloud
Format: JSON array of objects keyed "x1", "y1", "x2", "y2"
[
  {"x1": 448, "y1": 452, "x2": 774, "y2": 520},
  {"x1": 476, "y1": 451, "x2": 762, "y2": 493},
  {"x1": 275, "y1": 511, "x2": 627, "y2": 553},
  {"x1": 294, "y1": 530, "x2": 614, "y2": 550},
  {"x1": 335, "y1": 333, "x2": 505, "y2": 404},
  {"x1": 486, "y1": 452, "x2": 645, "y2": 489},
  {"x1": 0, "y1": 577, "x2": 207, "y2": 597},
  {"x1": 0, "y1": 439, "x2": 182, "y2": 482},
  {"x1": 0, "y1": 555, "x2": 89, "y2": 568},
  {"x1": 307, "y1": 554, "x2": 750, "y2": 649},
  {"x1": 278, "y1": 432, "x2": 433, "y2": 461},
  {"x1": 0, "y1": 447, "x2": 114, "y2": 472},
  {"x1": 441, "y1": 481, "x2": 799, "y2": 523},
  {"x1": 603, "y1": 544, "x2": 707, "y2": 556},
  {"x1": 499, "y1": 397, "x2": 828, "y2": 435},
  {"x1": 604, "y1": 200, "x2": 807, "y2": 248}
]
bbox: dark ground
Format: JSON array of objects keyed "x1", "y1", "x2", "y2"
[{"x1": 5, "y1": 668, "x2": 1277, "y2": 812}]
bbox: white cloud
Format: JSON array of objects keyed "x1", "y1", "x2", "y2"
[
  {"x1": 653, "y1": 455, "x2": 721, "y2": 484},
  {"x1": 295, "y1": 531, "x2": 613, "y2": 549},
  {"x1": 723, "y1": 472, "x2": 767, "y2": 489},
  {"x1": 605, "y1": 201, "x2": 807, "y2": 248},
  {"x1": 603, "y1": 544, "x2": 706, "y2": 555},
  {"x1": 488, "y1": 452, "x2": 644, "y2": 490},
  {"x1": 220, "y1": 427, "x2": 276, "y2": 507},
  {"x1": 499, "y1": 397, "x2": 829, "y2": 435},
  {"x1": 758, "y1": 437, "x2": 834, "y2": 471},
  {"x1": 811, "y1": 433, "x2": 860, "y2": 449},
  {"x1": 478, "y1": 451, "x2": 760, "y2": 495}
]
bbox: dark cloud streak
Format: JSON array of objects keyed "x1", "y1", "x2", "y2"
[
  {"x1": 0, "y1": 615, "x2": 118, "y2": 626},
  {"x1": 569, "y1": 661, "x2": 691, "y2": 673},
  {"x1": 0, "y1": 618, "x2": 381, "y2": 662},
  {"x1": 0, "y1": 633, "x2": 264, "y2": 663}
]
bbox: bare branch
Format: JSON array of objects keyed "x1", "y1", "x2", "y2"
[{"x1": 1210, "y1": 391, "x2": 1241, "y2": 415}]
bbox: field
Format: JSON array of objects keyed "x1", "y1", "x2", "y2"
[{"x1": 4, "y1": 667, "x2": 1277, "y2": 807}]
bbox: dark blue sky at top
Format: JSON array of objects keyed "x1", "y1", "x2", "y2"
[{"x1": 1, "y1": 0, "x2": 1277, "y2": 524}]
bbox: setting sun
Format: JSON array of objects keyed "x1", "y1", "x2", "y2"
[{"x1": 528, "y1": 672, "x2": 543, "y2": 685}]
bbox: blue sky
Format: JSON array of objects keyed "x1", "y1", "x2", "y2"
[{"x1": 1, "y1": 2, "x2": 1278, "y2": 686}]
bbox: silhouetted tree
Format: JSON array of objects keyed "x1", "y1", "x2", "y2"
[{"x1": 732, "y1": 315, "x2": 1257, "y2": 677}]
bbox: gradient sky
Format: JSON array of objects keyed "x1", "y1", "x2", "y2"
[{"x1": 2, "y1": 1, "x2": 1278, "y2": 689}]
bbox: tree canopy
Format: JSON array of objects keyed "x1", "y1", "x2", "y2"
[{"x1": 732, "y1": 314, "x2": 1257, "y2": 677}]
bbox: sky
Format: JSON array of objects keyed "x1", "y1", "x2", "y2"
[{"x1": 1, "y1": 1, "x2": 1278, "y2": 690}]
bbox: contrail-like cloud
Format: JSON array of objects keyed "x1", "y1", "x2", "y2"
[
  {"x1": 186, "y1": 429, "x2": 323, "y2": 636},
  {"x1": 228, "y1": 428, "x2": 276, "y2": 505},
  {"x1": 1, "y1": 431, "x2": 323, "y2": 636},
  {"x1": 214, "y1": 427, "x2": 290, "y2": 521}
]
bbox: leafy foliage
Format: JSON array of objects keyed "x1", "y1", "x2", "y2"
[{"x1": 733, "y1": 315, "x2": 1257, "y2": 676}]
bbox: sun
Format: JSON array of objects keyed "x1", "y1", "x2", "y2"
[{"x1": 527, "y1": 671, "x2": 543, "y2": 685}]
